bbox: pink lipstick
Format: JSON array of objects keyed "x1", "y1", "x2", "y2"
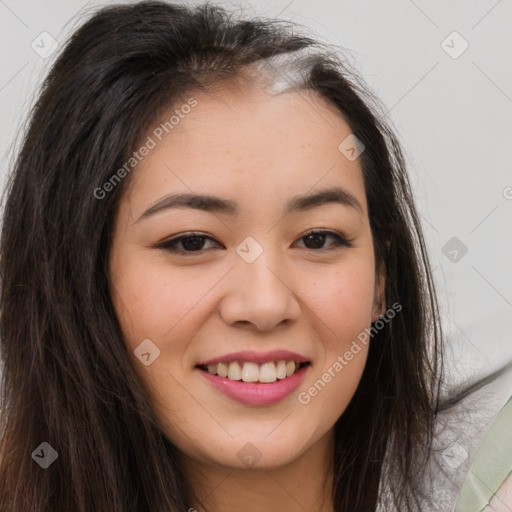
[{"x1": 196, "y1": 350, "x2": 310, "y2": 406}]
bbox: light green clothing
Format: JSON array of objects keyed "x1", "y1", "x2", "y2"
[{"x1": 455, "y1": 395, "x2": 512, "y2": 511}]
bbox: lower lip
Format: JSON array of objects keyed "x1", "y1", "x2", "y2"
[{"x1": 198, "y1": 365, "x2": 310, "y2": 406}]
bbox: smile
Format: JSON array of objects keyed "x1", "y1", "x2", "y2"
[
  {"x1": 197, "y1": 360, "x2": 308, "y2": 383},
  {"x1": 196, "y1": 350, "x2": 311, "y2": 406}
]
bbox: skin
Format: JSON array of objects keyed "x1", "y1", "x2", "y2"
[
  {"x1": 109, "y1": 79, "x2": 386, "y2": 512},
  {"x1": 484, "y1": 474, "x2": 512, "y2": 511}
]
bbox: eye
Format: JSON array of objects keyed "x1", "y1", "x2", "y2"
[
  {"x1": 294, "y1": 230, "x2": 354, "y2": 250},
  {"x1": 156, "y1": 229, "x2": 353, "y2": 255},
  {"x1": 156, "y1": 232, "x2": 222, "y2": 254}
]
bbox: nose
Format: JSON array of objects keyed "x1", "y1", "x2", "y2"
[{"x1": 219, "y1": 249, "x2": 301, "y2": 331}]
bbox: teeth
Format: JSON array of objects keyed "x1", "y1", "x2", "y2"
[
  {"x1": 276, "y1": 360, "x2": 287, "y2": 380},
  {"x1": 227, "y1": 361, "x2": 242, "y2": 380},
  {"x1": 241, "y1": 362, "x2": 259, "y2": 382},
  {"x1": 203, "y1": 359, "x2": 303, "y2": 383},
  {"x1": 259, "y1": 362, "x2": 277, "y2": 383},
  {"x1": 217, "y1": 362, "x2": 229, "y2": 378}
]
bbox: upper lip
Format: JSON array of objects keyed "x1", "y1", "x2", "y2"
[{"x1": 197, "y1": 350, "x2": 309, "y2": 366}]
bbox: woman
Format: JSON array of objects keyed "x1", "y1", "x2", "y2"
[{"x1": 0, "y1": 1, "x2": 443, "y2": 510}]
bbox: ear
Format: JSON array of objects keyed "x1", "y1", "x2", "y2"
[{"x1": 371, "y1": 268, "x2": 386, "y2": 323}]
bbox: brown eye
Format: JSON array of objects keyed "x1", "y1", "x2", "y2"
[
  {"x1": 157, "y1": 233, "x2": 223, "y2": 254},
  {"x1": 296, "y1": 230, "x2": 354, "y2": 250},
  {"x1": 156, "y1": 229, "x2": 353, "y2": 256}
]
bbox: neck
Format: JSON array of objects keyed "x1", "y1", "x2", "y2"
[{"x1": 183, "y1": 429, "x2": 335, "y2": 512}]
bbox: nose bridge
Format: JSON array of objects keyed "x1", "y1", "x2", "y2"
[
  {"x1": 240, "y1": 249, "x2": 286, "y2": 299},
  {"x1": 220, "y1": 236, "x2": 300, "y2": 330}
]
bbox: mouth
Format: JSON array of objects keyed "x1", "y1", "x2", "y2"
[
  {"x1": 196, "y1": 360, "x2": 311, "y2": 384},
  {"x1": 195, "y1": 351, "x2": 311, "y2": 406}
]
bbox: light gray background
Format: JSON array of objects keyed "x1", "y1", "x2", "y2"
[{"x1": 0, "y1": 2, "x2": 511, "y2": 507}]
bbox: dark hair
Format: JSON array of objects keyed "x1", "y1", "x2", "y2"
[{"x1": 0, "y1": 1, "x2": 443, "y2": 510}]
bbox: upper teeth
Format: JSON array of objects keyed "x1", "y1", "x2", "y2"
[{"x1": 206, "y1": 360, "x2": 299, "y2": 383}]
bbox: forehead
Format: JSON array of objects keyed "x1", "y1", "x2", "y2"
[{"x1": 124, "y1": 84, "x2": 368, "y2": 218}]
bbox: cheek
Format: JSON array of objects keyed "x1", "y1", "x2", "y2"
[
  {"x1": 304, "y1": 257, "x2": 376, "y2": 340},
  {"x1": 295, "y1": 273, "x2": 372, "y2": 431},
  {"x1": 110, "y1": 255, "x2": 216, "y2": 346},
  {"x1": 296, "y1": 258, "x2": 374, "y2": 412},
  {"x1": 297, "y1": 342, "x2": 368, "y2": 442}
]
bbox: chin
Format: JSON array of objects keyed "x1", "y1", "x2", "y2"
[
  {"x1": 198, "y1": 430, "x2": 317, "y2": 471},
  {"x1": 167, "y1": 424, "x2": 313, "y2": 470}
]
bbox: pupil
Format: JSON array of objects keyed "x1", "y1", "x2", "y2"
[
  {"x1": 183, "y1": 236, "x2": 204, "y2": 251},
  {"x1": 304, "y1": 233, "x2": 325, "y2": 249}
]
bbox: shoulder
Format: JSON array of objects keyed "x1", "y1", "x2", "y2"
[
  {"x1": 456, "y1": 395, "x2": 512, "y2": 512},
  {"x1": 420, "y1": 363, "x2": 512, "y2": 512}
]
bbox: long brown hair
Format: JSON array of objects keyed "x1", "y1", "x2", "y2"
[{"x1": 0, "y1": 2, "x2": 443, "y2": 510}]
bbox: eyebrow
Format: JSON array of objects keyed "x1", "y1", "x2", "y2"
[{"x1": 135, "y1": 186, "x2": 363, "y2": 223}]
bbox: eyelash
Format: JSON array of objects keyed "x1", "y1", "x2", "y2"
[{"x1": 156, "y1": 229, "x2": 354, "y2": 255}]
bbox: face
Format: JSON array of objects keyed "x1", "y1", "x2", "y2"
[{"x1": 109, "y1": 81, "x2": 385, "y2": 472}]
